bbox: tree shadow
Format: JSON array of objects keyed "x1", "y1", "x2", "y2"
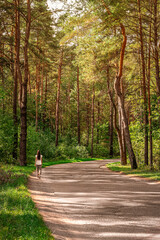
[{"x1": 28, "y1": 160, "x2": 160, "y2": 240}]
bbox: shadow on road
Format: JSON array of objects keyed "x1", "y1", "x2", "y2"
[{"x1": 28, "y1": 160, "x2": 160, "y2": 240}]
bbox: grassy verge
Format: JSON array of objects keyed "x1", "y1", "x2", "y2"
[
  {"x1": 107, "y1": 162, "x2": 160, "y2": 181},
  {"x1": 0, "y1": 158, "x2": 101, "y2": 240}
]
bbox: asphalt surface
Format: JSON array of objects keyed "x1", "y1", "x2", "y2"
[{"x1": 28, "y1": 160, "x2": 160, "y2": 240}]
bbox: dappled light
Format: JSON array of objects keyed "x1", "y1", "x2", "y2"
[{"x1": 28, "y1": 160, "x2": 160, "y2": 240}]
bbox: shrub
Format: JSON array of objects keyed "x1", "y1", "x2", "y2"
[
  {"x1": 55, "y1": 144, "x2": 89, "y2": 160},
  {"x1": 27, "y1": 125, "x2": 56, "y2": 163},
  {"x1": 0, "y1": 113, "x2": 14, "y2": 163},
  {"x1": 130, "y1": 121, "x2": 160, "y2": 168}
]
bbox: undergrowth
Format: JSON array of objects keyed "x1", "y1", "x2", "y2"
[{"x1": 107, "y1": 162, "x2": 160, "y2": 181}]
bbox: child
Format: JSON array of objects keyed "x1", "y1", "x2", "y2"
[{"x1": 35, "y1": 150, "x2": 42, "y2": 178}]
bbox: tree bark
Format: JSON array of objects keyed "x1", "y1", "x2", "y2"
[
  {"x1": 121, "y1": 117, "x2": 127, "y2": 165},
  {"x1": 0, "y1": 48, "x2": 5, "y2": 113},
  {"x1": 148, "y1": 0, "x2": 153, "y2": 169},
  {"x1": 119, "y1": 75, "x2": 127, "y2": 165},
  {"x1": 153, "y1": 0, "x2": 160, "y2": 97},
  {"x1": 43, "y1": 74, "x2": 47, "y2": 129},
  {"x1": 15, "y1": 0, "x2": 22, "y2": 105},
  {"x1": 96, "y1": 101, "x2": 100, "y2": 144},
  {"x1": 28, "y1": 68, "x2": 31, "y2": 94},
  {"x1": 100, "y1": 0, "x2": 137, "y2": 168},
  {"x1": 86, "y1": 86, "x2": 90, "y2": 147},
  {"x1": 55, "y1": 48, "x2": 63, "y2": 146},
  {"x1": 107, "y1": 66, "x2": 125, "y2": 165},
  {"x1": 35, "y1": 39, "x2": 40, "y2": 132},
  {"x1": 138, "y1": 0, "x2": 149, "y2": 165},
  {"x1": 109, "y1": 101, "x2": 113, "y2": 157},
  {"x1": 91, "y1": 86, "x2": 95, "y2": 157},
  {"x1": 13, "y1": 0, "x2": 18, "y2": 160},
  {"x1": 19, "y1": 0, "x2": 31, "y2": 166},
  {"x1": 114, "y1": 24, "x2": 137, "y2": 169},
  {"x1": 77, "y1": 66, "x2": 80, "y2": 145}
]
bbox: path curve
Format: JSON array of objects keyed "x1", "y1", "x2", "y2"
[{"x1": 28, "y1": 160, "x2": 160, "y2": 240}]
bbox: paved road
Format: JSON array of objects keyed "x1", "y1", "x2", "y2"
[{"x1": 28, "y1": 160, "x2": 160, "y2": 240}]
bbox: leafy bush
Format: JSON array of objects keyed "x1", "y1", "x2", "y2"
[
  {"x1": 130, "y1": 121, "x2": 160, "y2": 168},
  {"x1": 55, "y1": 144, "x2": 89, "y2": 160},
  {"x1": 27, "y1": 125, "x2": 56, "y2": 163},
  {"x1": 0, "y1": 169, "x2": 12, "y2": 184},
  {"x1": 0, "y1": 113, "x2": 14, "y2": 163}
]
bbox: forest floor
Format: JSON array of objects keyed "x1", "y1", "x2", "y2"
[{"x1": 28, "y1": 159, "x2": 160, "y2": 240}]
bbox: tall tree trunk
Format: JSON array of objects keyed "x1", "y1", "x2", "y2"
[
  {"x1": 13, "y1": 0, "x2": 18, "y2": 160},
  {"x1": 15, "y1": 0, "x2": 22, "y2": 106},
  {"x1": 153, "y1": 0, "x2": 160, "y2": 125},
  {"x1": 109, "y1": 101, "x2": 114, "y2": 157},
  {"x1": 100, "y1": 0, "x2": 137, "y2": 168},
  {"x1": 55, "y1": 48, "x2": 63, "y2": 146},
  {"x1": 119, "y1": 75, "x2": 127, "y2": 165},
  {"x1": 96, "y1": 101, "x2": 100, "y2": 144},
  {"x1": 148, "y1": 0, "x2": 153, "y2": 169},
  {"x1": 28, "y1": 68, "x2": 31, "y2": 94},
  {"x1": 40, "y1": 64, "x2": 44, "y2": 125},
  {"x1": 114, "y1": 24, "x2": 137, "y2": 169},
  {"x1": 40, "y1": 64, "x2": 44, "y2": 105},
  {"x1": 91, "y1": 86, "x2": 95, "y2": 157},
  {"x1": 153, "y1": 0, "x2": 160, "y2": 98},
  {"x1": 10, "y1": 26, "x2": 14, "y2": 79},
  {"x1": 0, "y1": 42, "x2": 5, "y2": 113},
  {"x1": 19, "y1": 0, "x2": 31, "y2": 166},
  {"x1": 121, "y1": 119, "x2": 127, "y2": 165},
  {"x1": 43, "y1": 74, "x2": 47, "y2": 129},
  {"x1": 107, "y1": 66, "x2": 125, "y2": 165},
  {"x1": 35, "y1": 41, "x2": 40, "y2": 132},
  {"x1": 138, "y1": 0, "x2": 149, "y2": 165},
  {"x1": 77, "y1": 66, "x2": 80, "y2": 145},
  {"x1": 86, "y1": 86, "x2": 90, "y2": 147}
]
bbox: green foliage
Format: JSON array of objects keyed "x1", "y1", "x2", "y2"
[
  {"x1": 0, "y1": 113, "x2": 14, "y2": 163},
  {"x1": 107, "y1": 162, "x2": 160, "y2": 181},
  {"x1": 0, "y1": 169, "x2": 12, "y2": 184},
  {"x1": 27, "y1": 125, "x2": 56, "y2": 163},
  {"x1": 130, "y1": 121, "x2": 160, "y2": 169},
  {"x1": 55, "y1": 144, "x2": 89, "y2": 160},
  {"x1": 93, "y1": 143, "x2": 109, "y2": 157},
  {"x1": 0, "y1": 164, "x2": 54, "y2": 240}
]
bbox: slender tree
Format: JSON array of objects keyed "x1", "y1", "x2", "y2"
[
  {"x1": 77, "y1": 66, "x2": 80, "y2": 145},
  {"x1": 55, "y1": 48, "x2": 63, "y2": 146},
  {"x1": 91, "y1": 85, "x2": 95, "y2": 157},
  {"x1": 147, "y1": 0, "x2": 153, "y2": 169},
  {"x1": 137, "y1": 0, "x2": 149, "y2": 165},
  {"x1": 19, "y1": 0, "x2": 31, "y2": 166},
  {"x1": 12, "y1": 0, "x2": 19, "y2": 160},
  {"x1": 109, "y1": 100, "x2": 113, "y2": 157}
]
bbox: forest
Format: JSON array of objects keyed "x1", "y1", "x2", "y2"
[{"x1": 0, "y1": 0, "x2": 160, "y2": 170}]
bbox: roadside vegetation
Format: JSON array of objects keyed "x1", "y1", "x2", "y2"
[
  {"x1": 0, "y1": 162, "x2": 54, "y2": 240},
  {"x1": 107, "y1": 162, "x2": 160, "y2": 181}
]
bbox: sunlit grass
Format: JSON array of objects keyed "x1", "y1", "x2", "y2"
[
  {"x1": 107, "y1": 162, "x2": 160, "y2": 181},
  {"x1": 0, "y1": 164, "x2": 54, "y2": 240}
]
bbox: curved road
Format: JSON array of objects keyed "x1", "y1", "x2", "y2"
[{"x1": 28, "y1": 160, "x2": 160, "y2": 240}]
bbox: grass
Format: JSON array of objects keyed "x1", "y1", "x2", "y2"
[
  {"x1": 107, "y1": 161, "x2": 160, "y2": 181},
  {"x1": 0, "y1": 157, "x2": 101, "y2": 240}
]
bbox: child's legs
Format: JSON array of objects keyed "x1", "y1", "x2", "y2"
[
  {"x1": 39, "y1": 165, "x2": 42, "y2": 175},
  {"x1": 36, "y1": 165, "x2": 38, "y2": 176}
]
